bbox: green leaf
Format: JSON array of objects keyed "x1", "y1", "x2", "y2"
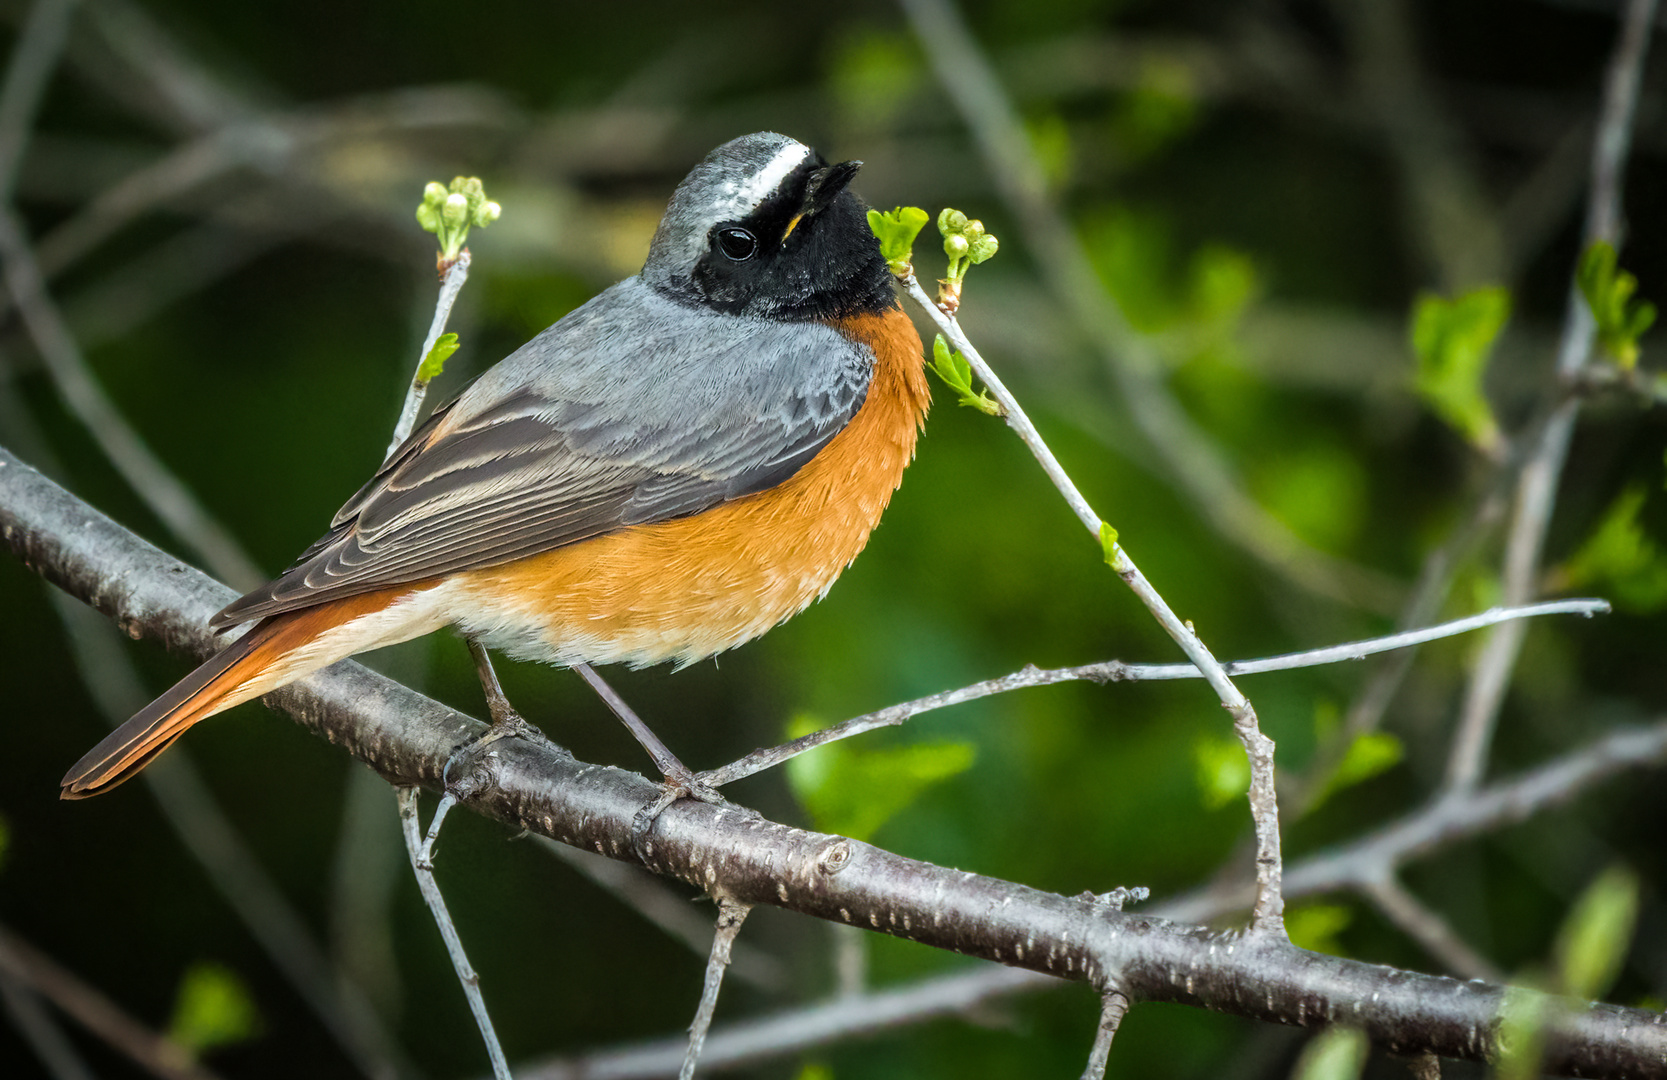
[
  {"x1": 1286, "y1": 903, "x2": 1353, "y2": 957},
  {"x1": 1554, "y1": 865, "x2": 1639, "y2": 1000},
  {"x1": 167, "y1": 961, "x2": 260, "y2": 1056},
  {"x1": 785, "y1": 715, "x2": 975, "y2": 842},
  {"x1": 1562, "y1": 485, "x2": 1667, "y2": 611},
  {"x1": 929, "y1": 334, "x2": 969, "y2": 392},
  {"x1": 1290, "y1": 1026, "x2": 1367, "y2": 1080},
  {"x1": 1081, "y1": 206, "x2": 1178, "y2": 333},
  {"x1": 1309, "y1": 732, "x2": 1404, "y2": 811},
  {"x1": 1108, "y1": 55, "x2": 1200, "y2": 162},
  {"x1": 1192, "y1": 735, "x2": 1249, "y2": 809},
  {"x1": 1187, "y1": 244, "x2": 1258, "y2": 326},
  {"x1": 0, "y1": 812, "x2": 9, "y2": 874},
  {"x1": 1249, "y1": 444, "x2": 1368, "y2": 553},
  {"x1": 866, "y1": 206, "x2": 928, "y2": 276},
  {"x1": 828, "y1": 30, "x2": 921, "y2": 130},
  {"x1": 416, "y1": 332, "x2": 459, "y2": 384},
  {"x1": 1099, "y1": 521, "x2": 1120, "y2": 566},
  {"x1": 1024, "y1": 112, "x2": 1073, "y2": 188},
  {"x1": 927, "y1": 335, "x2": 1001, "y2": 415},
  {"x1": 1410, "y1": 286, "x2": 1509, "y2": 451},
  {"x1": 1579, "y1": 240, "x2": 1656, "y2": 368},
  {"x1": 1496, "y1": 985, "x2": 1552, "y2": 1080}
]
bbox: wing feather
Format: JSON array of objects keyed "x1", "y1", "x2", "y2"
[{"x1": 212, "y1": 280, "x2": 872, "y2": 629}]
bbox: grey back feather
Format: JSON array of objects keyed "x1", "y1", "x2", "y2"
[{"x1": 212, "y1": 278, "x2": 871, "y2": 628}]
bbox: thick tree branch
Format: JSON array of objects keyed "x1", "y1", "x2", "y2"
[{"x1": 7, "y1": 445, "x2": 1667, "y2": 1076}]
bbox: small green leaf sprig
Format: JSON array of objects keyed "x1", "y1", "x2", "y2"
[
  {"x1": 416, "y1": 176, "x2": 502, "y2": 266},
  {"x1": 1578, "y1": 240, "x2": 1656, "y2": 369},
  {"x1": 867, "y1": 204, "x2": 1005, "y2": 410},
  {"x1": 1410, "y1": 286, "x2": 1509, "y2": 455},
  {"x1": 936, "y1": 208, "x2": 999, "y2": 315},
  {"x1": 866, "y1": 206, "x2": 929, "y2": 276},
  {"x1": 417, "y1": 332, "x2": 460, "y2": 384},
  {"x1": 930, "y1": 335, "x2": 1002, "y2": 415}
]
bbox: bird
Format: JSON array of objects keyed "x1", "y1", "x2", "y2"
[{"x1": 61, "y1": 131, "x2": 931, "y2": 799}]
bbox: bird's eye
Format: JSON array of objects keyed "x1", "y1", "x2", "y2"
[{"x1": 715, "y1": 227, "x2": 757, "y2": 261}]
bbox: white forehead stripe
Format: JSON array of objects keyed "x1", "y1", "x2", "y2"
[{"x1": 719, "y1": 140, "x2": 811, "y2": 213}]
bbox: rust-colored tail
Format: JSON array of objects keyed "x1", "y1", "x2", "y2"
[
  {"x1": 59, "y1": 618, "x2": 292, "y2": 799},
  {"x1": 60, "y1": 584, "x2": 432, "y2": 798}
]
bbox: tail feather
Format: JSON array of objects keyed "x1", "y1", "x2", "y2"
[
  {"x1": 60, "y1": 583, "x2": 438, "y2": 799},
  {"x1": 59, "y1": 619, "x2": 284, "y2": 799}
]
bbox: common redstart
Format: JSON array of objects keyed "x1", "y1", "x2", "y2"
[{"x1": 61, "y1": 131, "x2": 930, "y2": 798}]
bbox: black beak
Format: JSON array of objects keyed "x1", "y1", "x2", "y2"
[{"x1": 800, "y1": 160, "x2": 862, "y2": 217}]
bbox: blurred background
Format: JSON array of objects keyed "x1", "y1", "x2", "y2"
[{"x1": 1, "y1": 0, "x2": 1665, "y2": 1077}]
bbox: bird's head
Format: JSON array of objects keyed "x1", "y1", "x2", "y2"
[{"x1": 643, "y1": 132, "x2": 894, "y2": 321}]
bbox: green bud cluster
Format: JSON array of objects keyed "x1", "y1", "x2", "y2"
[
  {"x1": 938, "y1": 208, "x2": 998, "y2": 285},
  {"x1": 417, "y1": 176, "x2": 502, "y2": 260}
]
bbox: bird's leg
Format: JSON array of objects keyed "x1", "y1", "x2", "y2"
[
  {"x1": 572, "y1": 661, "x2": 695, "y2": 782},
  {"x1": 570, "y1": 662, "x2": 725, "y2": 854},
  {"x1": 468, "y1": 639, "x2": 539, "y2": 734},
  {"x1": 425, "y1": 641, "x2": 553, "y2": 865},
  {"x1": 436, "y1": 641, "x2": 544, "y2": 795},
  {"x1": 452, "y1": 640, "x2": 541, "y2": 764}
]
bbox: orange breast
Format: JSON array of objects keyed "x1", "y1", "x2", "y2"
[{"x1": 451, "y1": 305, "x2": 930, "y2": 668}]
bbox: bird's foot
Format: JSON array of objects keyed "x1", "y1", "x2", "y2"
[{"x1": 631, "y1": 765, "x2": 728, "y2": 862}]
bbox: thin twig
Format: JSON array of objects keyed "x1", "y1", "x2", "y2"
[
  {"x1": 50, "y1": 597, "x2": 409, "y2": 1080},
  {"x1": 0, "y1": 967, "x2": 97, "y2": 1080},
  {"x1": 702, "y1": 599, "x2": 1608, "y2": 787},
  {"x1": 1361, "y1": 876, "x2": 1504, "y2": 983},
  {"x1": 680, "y1": 900, "x2": 752, "y2": 1080},
  {"x1": 382, "y1": 205, "x2": 519, "y2": 1077},
  {"x1": 0, "y1": 0, "x2": 81, "y2": 201},
  {"x1": 387, "y1": 249, "x2": 470, "y2": 458},
  {"x1": 395, "y1": 787, "x2": 513, "y2": 1080},
  {"x1": 1332, "y1": 0, "x2": 1504, "y2": 289},
  {"x1": 0, "y1": 922, "x2": 220, "y2": 1080},
  {"x1": 897, "y1": 0, "x2": 1396, "y2": 611},
  {"x1": 10, "y1": 380, "x2": 404, "y2": 1077},
  {"x1": 900, "y1": 268, "x2": 1293, "y2": 929},
  {"x1": 0, "y1": 205, "x2": 264, "y2": 588},
  {"x1": 534, "y1": 838, "x2": 788, "y2": 992},
  {"x1": 1444, "y1": 0, "x2": 1658, "y2": 795},
  {"x1": 1080, "y1": 990, "x2": 1132, "y2": 1080},
  {"x1": 1163, "y1": 718, "x2": 1667, "y2": 922}
]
